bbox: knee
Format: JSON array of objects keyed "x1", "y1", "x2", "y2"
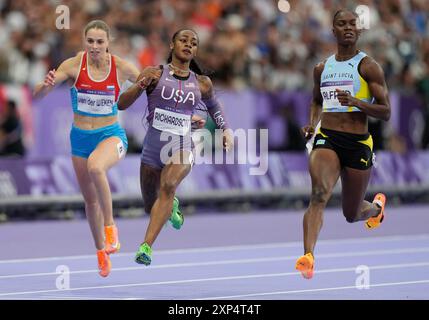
[
  {"x1": 343, "y1": 210, "x2": 358, "y2": 223},
  {"x1": 160, "y1": 180, "x2": 177, "y2": 196},
  {"x1": 87, "y1": 162, "x2": 105, "y2": 178},
  {"x1": 84, "y1": 199, "x2": 99, "y2": 212},
  {"x1": 345, "y1": 215, "x2": 356, "y2": 223},
  {"x1": 310, "y1": 186, "x2": 330, "y2": 205}
]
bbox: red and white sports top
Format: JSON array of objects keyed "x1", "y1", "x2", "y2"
[{"x1": 70, "y1": 52, "x2": 121, "y2": 117}]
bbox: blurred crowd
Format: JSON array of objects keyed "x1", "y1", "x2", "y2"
[
  {"x1": 0, "y1": 0, "x2": 428, "y2": 154},
  {"x1": 0, "y1": 0, "x2": 428, "y2": 91}
]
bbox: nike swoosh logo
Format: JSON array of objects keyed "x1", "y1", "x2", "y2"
[{"x1": 165, "y1": 78, "x2": 175, "y2": 82}]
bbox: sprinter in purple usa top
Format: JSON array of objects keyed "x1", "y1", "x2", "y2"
[
  {"x1": 143, "y1": 62, "x2": 202, "y2": 164},
  {"x1": 118, "y1": 29, "x2": 233, "y2": 266}
]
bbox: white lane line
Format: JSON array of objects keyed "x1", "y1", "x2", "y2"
[
  {"x1": 1, "y1": 233, "x2": 428, "y2": 264},
  {"x1": 0, "y1": 261, "x2": 428, "y2": 297},
  {"x1": 1, "y1": 247, "x2": 429, "y2": 279},
  {"x1": 0, "y1": 296, "x2": 128, "y2": 300},
  {"x1": 197, "y1": 279, "x2": 429, "y2": 300}
]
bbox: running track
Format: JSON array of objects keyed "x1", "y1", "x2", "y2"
[{"x1": 0, "y1": 206, "x2": 428, "y2": 300}]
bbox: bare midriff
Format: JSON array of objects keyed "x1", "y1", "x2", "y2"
[
  {"x1": 73, "y1": 114, "x2": 118, "y2": 130},
  {"x1": 321, "y1": 112, "x2": 368, "y2": 134}
]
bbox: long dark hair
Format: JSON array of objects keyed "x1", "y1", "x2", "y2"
[{"x1": 167, "y1": 29, "x2": 212, "y2": 76}]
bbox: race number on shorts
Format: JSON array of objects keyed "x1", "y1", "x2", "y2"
[{"x1": 116, "y1": 140, "x2": 126, "y2": 158}]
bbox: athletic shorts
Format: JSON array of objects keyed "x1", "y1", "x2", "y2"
[
  {"x1": 141, "y1": 127, "x2": 194, "y2": 169},
  {"x1": 312, "y1": 127, "x2": 374, "y2": 170},
  {"x1": 70, "y1": 122, "x2": 128, "y2": 159}
]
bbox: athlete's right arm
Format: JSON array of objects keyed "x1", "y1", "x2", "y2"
[
  {"x1": 33, "y1": 56, "x2": 77, "y2": 99},
  {"x1": 302, "y1": 62, "x2": 324, "y2": 140},
  {"x1": 117, "y1": 66, "x2": 161, "y2": 110}
]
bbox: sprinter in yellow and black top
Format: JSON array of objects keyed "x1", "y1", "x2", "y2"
[{"x1": 295, "y1": 9, "x2": 391, "y2": 279}]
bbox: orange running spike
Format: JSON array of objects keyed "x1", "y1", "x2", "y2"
[
  {"x1": 295, "y1": 253, "x2": 314, "y2": 279},
  {"x1": 365, "y1": 193, "x2": 386, "y2": 229},
  {"x1": 105, "y1": 224, "x2": 121, "y2": 255},
  {"x1": 97, "y1": 249, "x2": 111, "y2": 277}
]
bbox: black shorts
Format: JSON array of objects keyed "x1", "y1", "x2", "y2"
[{"x1": 312, "y1": 127, "x2": 374, "y2": 170}]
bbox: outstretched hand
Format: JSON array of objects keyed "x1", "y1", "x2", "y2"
[
  {"x1": 138, "y1": 68, "x2": 162, "y2": 90},
  {"x1": 43, "y1": 69, "x2": 56, "y2": 87},
  {"x1": 191, "y1": 115, "x2": 206, "y2": 129}
]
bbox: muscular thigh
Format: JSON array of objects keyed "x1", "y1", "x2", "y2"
[
  {"x1": 309, "y1": 148, "x2": 341, "y2": 193},
  {"x1": 161, "y1": 150, "x2": 193, "y2": 187},
  {"x1": 88, "y1": 137, "x2": 125, "y2": 171}
]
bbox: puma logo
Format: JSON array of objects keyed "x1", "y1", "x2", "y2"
[
  {"x1": 360, "y1": 157, "x2": 369, "y2": 166},
  {"x1": 348, "y1": 63, "x2": 354, "y2": 68}
]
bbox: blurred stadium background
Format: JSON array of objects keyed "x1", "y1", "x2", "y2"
[{"x1": 0, "y1": 0, "x2": 428, "y2": 221}]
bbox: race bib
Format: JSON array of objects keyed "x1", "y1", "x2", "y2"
[
  {"x1": 152, "y1": 107, "x2": 191, "y2": 136},
  {"x1": 77, "y1": 89, "x2": 115, "y2": 115},
  {"x1": 320, "y1": 81, "x2": 355, "y2": 112}
]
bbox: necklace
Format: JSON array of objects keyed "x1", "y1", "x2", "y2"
[{"x1": 168, "y1": 63, "x2": 189, "y2": 76}]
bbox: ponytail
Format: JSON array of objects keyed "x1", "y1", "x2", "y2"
[{"x1": 190, "y1": 59, "x2": 205, "y2": 75}]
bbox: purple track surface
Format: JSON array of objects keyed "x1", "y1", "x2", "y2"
[{"x1": 0, "y1": 205, "x2": 428, "y2": 300}]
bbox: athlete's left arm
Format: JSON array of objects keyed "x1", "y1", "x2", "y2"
[
  {"x1": 198, "y1": 75, "x2": 233, "y2": 151},
  {"x1": 337, "y1": 58, "x2": 391, "y2": 121}
]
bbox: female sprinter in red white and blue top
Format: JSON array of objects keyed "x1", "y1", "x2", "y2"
[{"x1": 34, "y1": 20, "x2": 140, "y2": 277}]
